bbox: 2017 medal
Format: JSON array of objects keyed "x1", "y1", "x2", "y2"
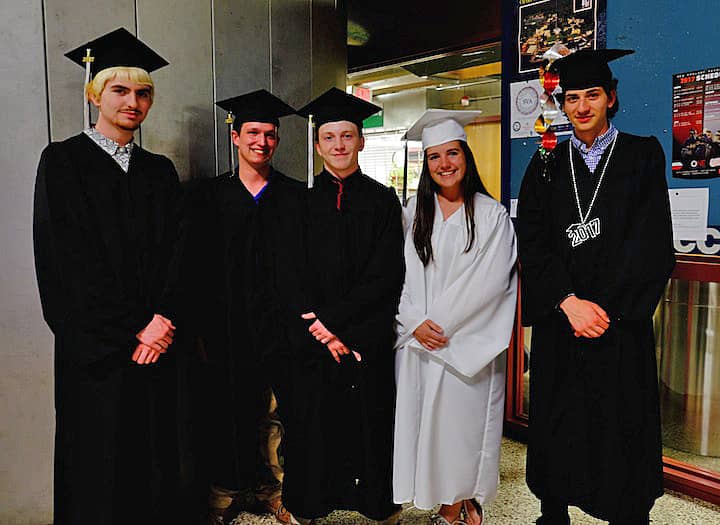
[{"x1": 567, "y1": 134, "x2": 618, "y2": 248}]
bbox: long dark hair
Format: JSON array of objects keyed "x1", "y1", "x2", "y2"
[{"x1": 412, "y1": 141, "x2": 489, "y2": 266}]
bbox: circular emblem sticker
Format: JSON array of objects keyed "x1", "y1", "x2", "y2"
[{"x1": 516, "y1": 86, "x2": 539, "y2": 116}]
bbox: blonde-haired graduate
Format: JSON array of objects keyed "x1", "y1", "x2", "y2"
[
  {"x1": 393, "y1": 110, "x2": 518, "y2": 525},
  {"x1": 33, "y1": 28, "x2": 184, "y2": 524}
]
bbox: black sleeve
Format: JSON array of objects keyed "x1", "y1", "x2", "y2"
[
  {"x1": 33, "y1": 143, "x2": 152, "y2": 364},
  {"x1": 595, "y1": 137, "x2": 675, "y2": 320},
  {"x1": 262, "y1": 186, "x2": 317, "y2": 351},
  {"x1": 171, "y1": 178, "x2": 218, "y2": 336},
  {"x1": 315, "y1": 187, "x2": 405, "y2": 333},
  {"x1": 153, "y1": 157, "x2": 185, "y2": 324},
  {"x1": 516, "y1": 151, "x2": 575, "y2": 326}
]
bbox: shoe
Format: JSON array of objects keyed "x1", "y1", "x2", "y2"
[
  {"x1": 429, "y1": 508, "x2": 468, "y2": 525},
  {"x1": 264, "y1": 497, "x2": 299, "y2": 525},
  {"x1": 207, "y1": 486, "x2": 240, "y2": 525},
  {"x1": 429, "y1": 514, "x2": 467, "y2": 525},
  {"x1": 376, "y1": 508, "x2": 403, "y2": 524},
  {"x1": 462, "y1": 499, "x2": 483, "y2": 525},
  {"x1": 535, "y1": 517, "x2": 570, "y2": 525}
]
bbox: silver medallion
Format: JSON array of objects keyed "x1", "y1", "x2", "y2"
[
  {"x1": 567, "y1": 135, "x2": 618, "y2": 248},
  {"x1": 566, "y1": 217, "x2": 601, "y2": 247}
]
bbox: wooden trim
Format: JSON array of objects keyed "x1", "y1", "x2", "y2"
[
  {"x1": 675, "y1": 253, "x2": 720, "y2": 264},
  {"x1": 470, "y1": 115, "x2": 502, "y2": 125},
  {"x1": 664, "y1": 457, "x2": 720, "y2": 504},
  {"x1": 673, "y1": 256, "x2": 720, "y2": 282},
  {"x1": 505, "y1": 314, "x2": 518, "y2": 422},
  {"x1": 505, "y1": 277, "x2": 529, "y2": 427}
]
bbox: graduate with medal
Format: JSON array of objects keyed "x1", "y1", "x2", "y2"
[{"x1": 517, "y1": 49, "x2": 675, "y2": 524}]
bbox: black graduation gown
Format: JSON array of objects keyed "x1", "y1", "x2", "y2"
[
  {"x1": 33, "y1": 133, "x2": 183, "y2": 525},
  {"x1": 516, "y1": 133, "x2": 675, "y2": 521},
  {"x1": 278, "y1": 169, "x2": 405, "y2": 520},
  {"x1": 182, "y1": 169, "x2": 306, "y2": 492}
]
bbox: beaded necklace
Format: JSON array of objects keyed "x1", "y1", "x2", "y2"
[{"x1": 566, "y1": 133, "x2": 618, "y2": 247}]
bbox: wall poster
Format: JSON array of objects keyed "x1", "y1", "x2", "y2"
[
  {"x1": 517, "y1": 0, "x2": 607, "y2": 76},
  {"x1": 672, "y1": 66, "x2": 720, "y2": 179}
]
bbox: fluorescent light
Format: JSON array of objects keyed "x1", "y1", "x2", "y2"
[{"x1": 435, "y1": 79, "x2": 497, "y2": 91}]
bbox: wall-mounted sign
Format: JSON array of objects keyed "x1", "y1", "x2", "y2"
[
  {"x1": 668, "y1": 188, "x2": 709, "y2": 241},
  {"x1": 510, "y1": 79, "x2": 572, "y2": 138}
]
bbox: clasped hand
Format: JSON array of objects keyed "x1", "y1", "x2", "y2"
[
  {"x1": 559, "y1": 295, "x2": 610, "y2": 338},
  {"x1": 301, "y1": 312, "x2": 361, "y2": 364},
  {"x1": 413, "y1": 319, "x2": 448, "y2": 351},
  {"x1": 133, "y1": 314, "x2": 176, "y2": 365}
]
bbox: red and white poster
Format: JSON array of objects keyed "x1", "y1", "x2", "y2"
[{"x1": 672, "y1": 66, "x2": 720, "y2": 179}]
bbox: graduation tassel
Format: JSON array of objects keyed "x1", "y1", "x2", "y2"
[
  {"x1": 225, "y1": 111, "x2": 235, "y2": 174},
  {"x1": 82, "y1": 48, "x2": 94, "y2": 129},
  {"x1": 307, "y1": 114, "x2": 314, "y2": 189},
  {"x1": 402, "y1": 140, "x2": 409, "y2": 206}
]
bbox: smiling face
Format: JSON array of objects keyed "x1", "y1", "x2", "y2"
[
  {"x1": 315, "y1": 121, "x2": 364, "y2": 178},
  {"x1": 90, "y1": 77, "x2": 152, "y2": 139},
  {"x1": 232, "y1": 121, "x2": 279, "y2": 171},
  {"x1": 425, "y1": 140, "x2": 467, "y2": 194},
  {"x1": 562, "y1": 86, "x2": 616, "y2": 145}
]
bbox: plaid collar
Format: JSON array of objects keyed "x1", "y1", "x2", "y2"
[
  {"x1": 570, "y1": 123, "x2": 617, "y2": 173},
  {"x1": 570, "y1": 123, "x2": 617, "y2": 155}
]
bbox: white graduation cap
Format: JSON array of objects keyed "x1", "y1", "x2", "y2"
[{"x1": 403, "y1": 109, "x2": 482, "y2": 150}]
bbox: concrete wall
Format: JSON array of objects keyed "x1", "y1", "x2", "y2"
[
  {"x1": 0, "y1": 3, "x2": 54, "y2": 523},
  {"x1": 0, "y1": 1, "x2": 346, "y2": 522}
]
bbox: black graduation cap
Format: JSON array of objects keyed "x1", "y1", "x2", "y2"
[
  {"x1": 297, "y1": 87, "x2": 381, "y2": 130},
  {"x1": 65, "y1": 27, "x2": 169, "y2": 74},
  {"x1": 549, "y1": 49, "x2": 634, "y2": 91},
  {"x1": 216, "y1": 89, "x2": 296, "y2": 129}
]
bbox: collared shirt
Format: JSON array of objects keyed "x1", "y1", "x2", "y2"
[
  {"x1": 570, "y1": 123, "x2": 617, "y2": 174},
  {"x1": 83, "y1": 127, "x2": 135, "y2": 172}
]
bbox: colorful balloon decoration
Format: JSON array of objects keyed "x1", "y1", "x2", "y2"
[{"x1": 536, "y1": 44, "x2": 570, "y2": 160}]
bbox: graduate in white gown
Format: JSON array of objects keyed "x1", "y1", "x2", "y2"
[{"x1": 393, "y1": 110, "x2": 518, "y2": 525}]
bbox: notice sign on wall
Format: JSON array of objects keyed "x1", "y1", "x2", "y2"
[
  {"x1": 668, "y1": 188, "x2": 709, "y2": 241},
  {"x1": 510, "y1": 79, "x2": 572, "y2": 138},
  {"x1": 672, "y1": 66, "x2": 720, "y2": 179}
]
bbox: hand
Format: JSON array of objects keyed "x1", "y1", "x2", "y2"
[
  {"x1": 301, "y1": 312, "x2": 335, "y2": 344},
  {"x1": 131, "y1": 342, "x2": 163, "y2": 365},
  {"x1": 136, "y1": 314, "x2": 175, "y2": 352},
  {"x1": 325, "y1": 337, "x2": 362, "y2": 363},
  {"x1": 559, "y1": 295, "x2": 610, "y2": 338},
  {"x1": 327, "y1": 337, "x2": 350, "y2": 363},
  {"x1": 413, "y1": 319, "x2": 449, "y2": 351}
]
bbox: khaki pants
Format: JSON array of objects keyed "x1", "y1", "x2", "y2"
[
  {"x1": 208, "y1": 388, "x2": 285, "y2": 520},
  {"x1": 255, "y1": 388, "x2": 284, "y2": 503}
]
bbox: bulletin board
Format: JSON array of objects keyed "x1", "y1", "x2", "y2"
[{"x1": 504, "y1": 0, "x2": 720, "y2": 258}]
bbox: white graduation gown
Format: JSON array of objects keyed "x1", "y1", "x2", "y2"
[{"x1": 393, "y1": 193, "x2": 518, "y2": 509}]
